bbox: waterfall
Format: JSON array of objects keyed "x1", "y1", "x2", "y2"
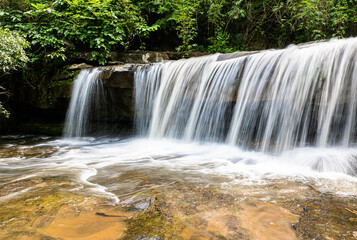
[
  {"x1": 64, "y1": 68, "x2": 105, "y2": 139},
  {"x1": 135, "y1": 38, "x2": 357, "y2": 152}
]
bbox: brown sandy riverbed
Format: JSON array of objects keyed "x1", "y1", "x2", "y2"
[{"x1": 1, "y1": 176, "x2": 357, "y2": 240}]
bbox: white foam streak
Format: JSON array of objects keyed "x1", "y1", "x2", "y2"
[{"x1": 54, "y1": 139, "x2": 357, "y2": 179}]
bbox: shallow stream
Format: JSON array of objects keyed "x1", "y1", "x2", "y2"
[{"x1": 1, "y1": 135, "x2": 357, "y2": 239}]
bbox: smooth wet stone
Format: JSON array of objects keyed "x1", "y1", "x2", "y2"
[
  {"x1": 40, "y1": 202, "x2": 132, "y2": 240},
  {"x1": 240, "y1": 202, "x2": 299, "y2": 240}
]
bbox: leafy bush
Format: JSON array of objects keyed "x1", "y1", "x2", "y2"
[
  {"x1": 0, "y1": 27, "x2": 29, "y2": 117},
  {"x1": 0, "y1": 27, "x2": 29, "y2": 73},
  {"x1": 287, "y1": 0, "x2": 349, "y2": 42}
]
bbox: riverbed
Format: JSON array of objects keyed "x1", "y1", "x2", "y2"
[{"x1": 1, "y1": 135, "x2": 357, "y2": 239}]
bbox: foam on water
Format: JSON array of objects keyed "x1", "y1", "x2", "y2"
[
  {"x1": 1, "y1": 137, "x2": 357, "y2": 199},
  {"x1": 49, "y1": 139, "x2": 357, "y2": 187}
]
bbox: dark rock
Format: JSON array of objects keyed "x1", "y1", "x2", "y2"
[{"x1": 101, "y1": 66, "x2": 135, "y2": 89}]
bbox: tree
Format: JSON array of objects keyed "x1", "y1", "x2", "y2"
[{"x1": 0, "y1": 27, "x2": 29, "y2": 117}]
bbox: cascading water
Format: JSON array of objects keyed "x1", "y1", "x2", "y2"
[
  {"x1": 134, "y1": 63, "x2": 164, "y2": 136},
  {"x1": 64, "y1": 68, "x2": 105, "y2": 139},
  {"x1": 135, "y1": 38, "x2": 357, "y2": 154},
  {"x1": 135, "y1": 54, "x2": 245, "y2": 142},
  {"x1": 60, "y1": 37, "x2": 357, "y2": 175}
]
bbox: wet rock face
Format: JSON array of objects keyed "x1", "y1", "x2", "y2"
[{"x1": 101, "y1": 66, "x2": 135, "y2": 89}]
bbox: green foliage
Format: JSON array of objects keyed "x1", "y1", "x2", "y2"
[
  {"x1": 0, "y1": 27, "x2": 29, "y2": 73},
  {"x1": 135, "y1": 0, "x2": 200, "y2": 52},
  {"x1": 0, "y1": 27, "x2": 29, "y2": 118},
  {"x1": 1, "y1": 0, "x2": 356, "y2": 59},
  {"x1": 0, "y1": 0, "x2": 155, "y2": 64},
  {"x1": 174, "y1": 0, "x2": 200, "y2": 52},
  {"x1": 288, "y1": 0, "x2": 349, "y2": 42},
  {"x1": 208, "y1": 32, "x2": 233, "y2": 53}
]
